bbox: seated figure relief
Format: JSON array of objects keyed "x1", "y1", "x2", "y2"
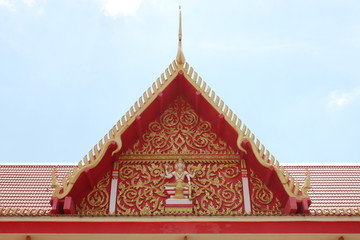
[{"x1": 162, "y1": 158, "x2": 200, "y2": 199}]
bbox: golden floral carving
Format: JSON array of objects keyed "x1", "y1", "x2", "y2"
[
  {"x1": 115, "y1": 97, "x2": 243, "y2": 215},
  {"x1": 249, "y1": 169, "x2": 282, "y2": 214},
  {"x1": 124, "y1": 97, "x2": 235, "y2": 155},
  {"x1": 77, "y1": 172, "x2": 110, "y2": 215},
  {"x1": 115, "y1": 161, "x2": 243, "y2": 216},
  {"x1": 191, "y1": 163, "x2": 243, "y2": 215},
  {"x1": 116, "y1": 163, "x2": 166, "y2": 215}
]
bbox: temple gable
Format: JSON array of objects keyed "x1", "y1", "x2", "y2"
[
  {"x1": 51, "y1": 8, "x2": 310, "y2": 216},
  {"x1": 74, "y1": 96, "x2": 290, "y2": 216}
]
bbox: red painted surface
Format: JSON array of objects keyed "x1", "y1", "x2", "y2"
[
  {"x1": 298, "y1": 198, "x2": 311, "y2": 214},
  {"x1": 0, "y1": 221, "x2": 359, "y2": 234},
  {"x1": 63, "y1": 197, "x2": 76, "y2": 214},
  {"x1": 50, "y1": 197, "x2": 60, "y2": 214},
  {"x1": 284, "y1": 197, "x2": 297, "y2": 215},
  {"x1": 85, "y1": 168, "x2": 95, "y2": 188},
  {"x1": 243, "y1": 140, "x2": 298, "y2": 214},
  {"x1": 65, "y1": 141, "x2": 117, "y2": 206}
]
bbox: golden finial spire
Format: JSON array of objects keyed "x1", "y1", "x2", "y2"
[{"x1": 176, "y1": 5, "x2": 185, "y2": 65}]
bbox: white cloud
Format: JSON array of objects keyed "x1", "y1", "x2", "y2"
[
  {"x1": 329, "y1": 92, "x2": 350, "y2": 107},
  {"x1": 0, "y1": 0, "x2": 43, "y2": 13},
  {"x1": 328, "y1": 88, "x2": 360, "y2": 108},
  {"x1": 21, "y1": 0, "x2": 36, "y2": 6},
  {"x1": 100, "y1": 0, "x2": 142, "y2": 17},
  {"x1": 0, "y1": 0, "x2": 16, "y2": 10}
]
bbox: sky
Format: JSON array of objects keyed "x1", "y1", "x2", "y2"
[{"x1": 0, "y1": 0, "x2": 359, "y2": 164}]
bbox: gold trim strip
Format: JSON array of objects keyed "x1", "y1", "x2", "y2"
[
  {"x1": 165, "y1": 207, "x2": 193, "y2": 214},
  {"x1": 118, "y1": 154, "x2": 240, "y2": 160},
  {"x1": 117, "y1": 159, "x2": 241, "y2": 165}
]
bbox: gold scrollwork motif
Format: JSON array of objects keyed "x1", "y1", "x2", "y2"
[
  {"x1": 77, "y1": 172, "x2": 110, "y2": 215},
  {"x1": 249, "y1": 169, "x2": 282, "y2": 214},
  {"x1": 116, "y1": 163, "x2": 167, "y2": 215},
  {"x1": 124, "y1": 97, "x2": 235, "y2": 155},
  {"x1": 191, "y1": 163, "x2": 243, "y2": 215},
  {"x1": 115, "y1": 161, "x2": 243, "y2": 216}
]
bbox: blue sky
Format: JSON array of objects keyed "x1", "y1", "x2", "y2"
[{"x1": 0, "y1": 0, "x2": 359, "y2": 164}]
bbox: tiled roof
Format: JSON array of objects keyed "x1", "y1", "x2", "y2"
[
  {"x1": 0, "y1": 165, "x2": 73, "y2": 210},
  {"x1": 283, "y1": 165, "x2": 360, "y2": 214},
  {"x1": 0, "y1": 164, "x2": 359, "y2": 215}
]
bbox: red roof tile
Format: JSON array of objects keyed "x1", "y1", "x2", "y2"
[
  {"x1": 283, "y1": 165, "x2": 360, "y2": 214},
  {"x1": 0, "y1": 165, "x2": 73, "y2": 210}
]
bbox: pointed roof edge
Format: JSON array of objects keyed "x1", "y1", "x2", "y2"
[{"x1": 52, "y1": 61, "x2": 308, "y2": 201}]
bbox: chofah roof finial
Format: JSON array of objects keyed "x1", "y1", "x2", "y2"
[{"x1": 176, "y1": 6, "x2": 185, "y2": 65}]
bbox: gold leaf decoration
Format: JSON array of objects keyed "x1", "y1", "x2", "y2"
[
  {"x1": 115, "y1": 97, "x2": 243, "y2": 216},
  {"x1": 249, "y1": 169, "x2": 282, "y2": 214},
  {"x1": 77, "y1": 172, "x2": 110, "y2": 215},
  {"x1": 124, "y1": 96, "x2": 236, "y2": 155},
  {"x1": 116, "y1": 163, "x2": 166, "y2": 216},
  {"x1": 192, "y1": 163, "x2": 243, "y2": 215},
  {"x1": 115, "y1": 162, "x2": 244, "y2": 216}
]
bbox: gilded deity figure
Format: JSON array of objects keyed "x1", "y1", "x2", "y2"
[{"x1": 163, "y1": 158, "x2": 197, "y2": 199}]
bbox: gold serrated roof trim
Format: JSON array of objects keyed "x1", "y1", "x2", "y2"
[
  {"x1": 311, "y1": 208, "x2": 360, "y2": 216},
  {"x1": 0, "y1": 207, "x2": 49, "y2": 216}
]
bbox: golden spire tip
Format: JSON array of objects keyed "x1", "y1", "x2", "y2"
[{"x1": 176, "y1": 5, "x2": 185, "y2": 65}]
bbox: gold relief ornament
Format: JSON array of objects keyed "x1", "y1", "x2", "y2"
[
  {"x1": 115, "y1": 160, "x2": 244, "y2": 216},
  {"x1": 162, "y1": 157, "x2": 200, "y2": 199},
  {"x1": 116, "y1": 163, "x2": 167, "y2": 216},
  {"x1": 162, "y1": 158, "x2": 201, "y2": 213},
  {"x1": 77, "y1": 172, "x2": 110, "y2": 215},
  {"x1": 123, "y1": 97, "x2": 236, "y2": 155},
  {"x1": 249, "y1": 169, "x2": 282, "y2": 214},
  {"x1": 191, "y1": 163, "x2": 243, "y2": 215}
]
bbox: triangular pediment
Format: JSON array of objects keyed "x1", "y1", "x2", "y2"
[{"x1": 51, "y1": 61, "x2": 311, "y2": 216}]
